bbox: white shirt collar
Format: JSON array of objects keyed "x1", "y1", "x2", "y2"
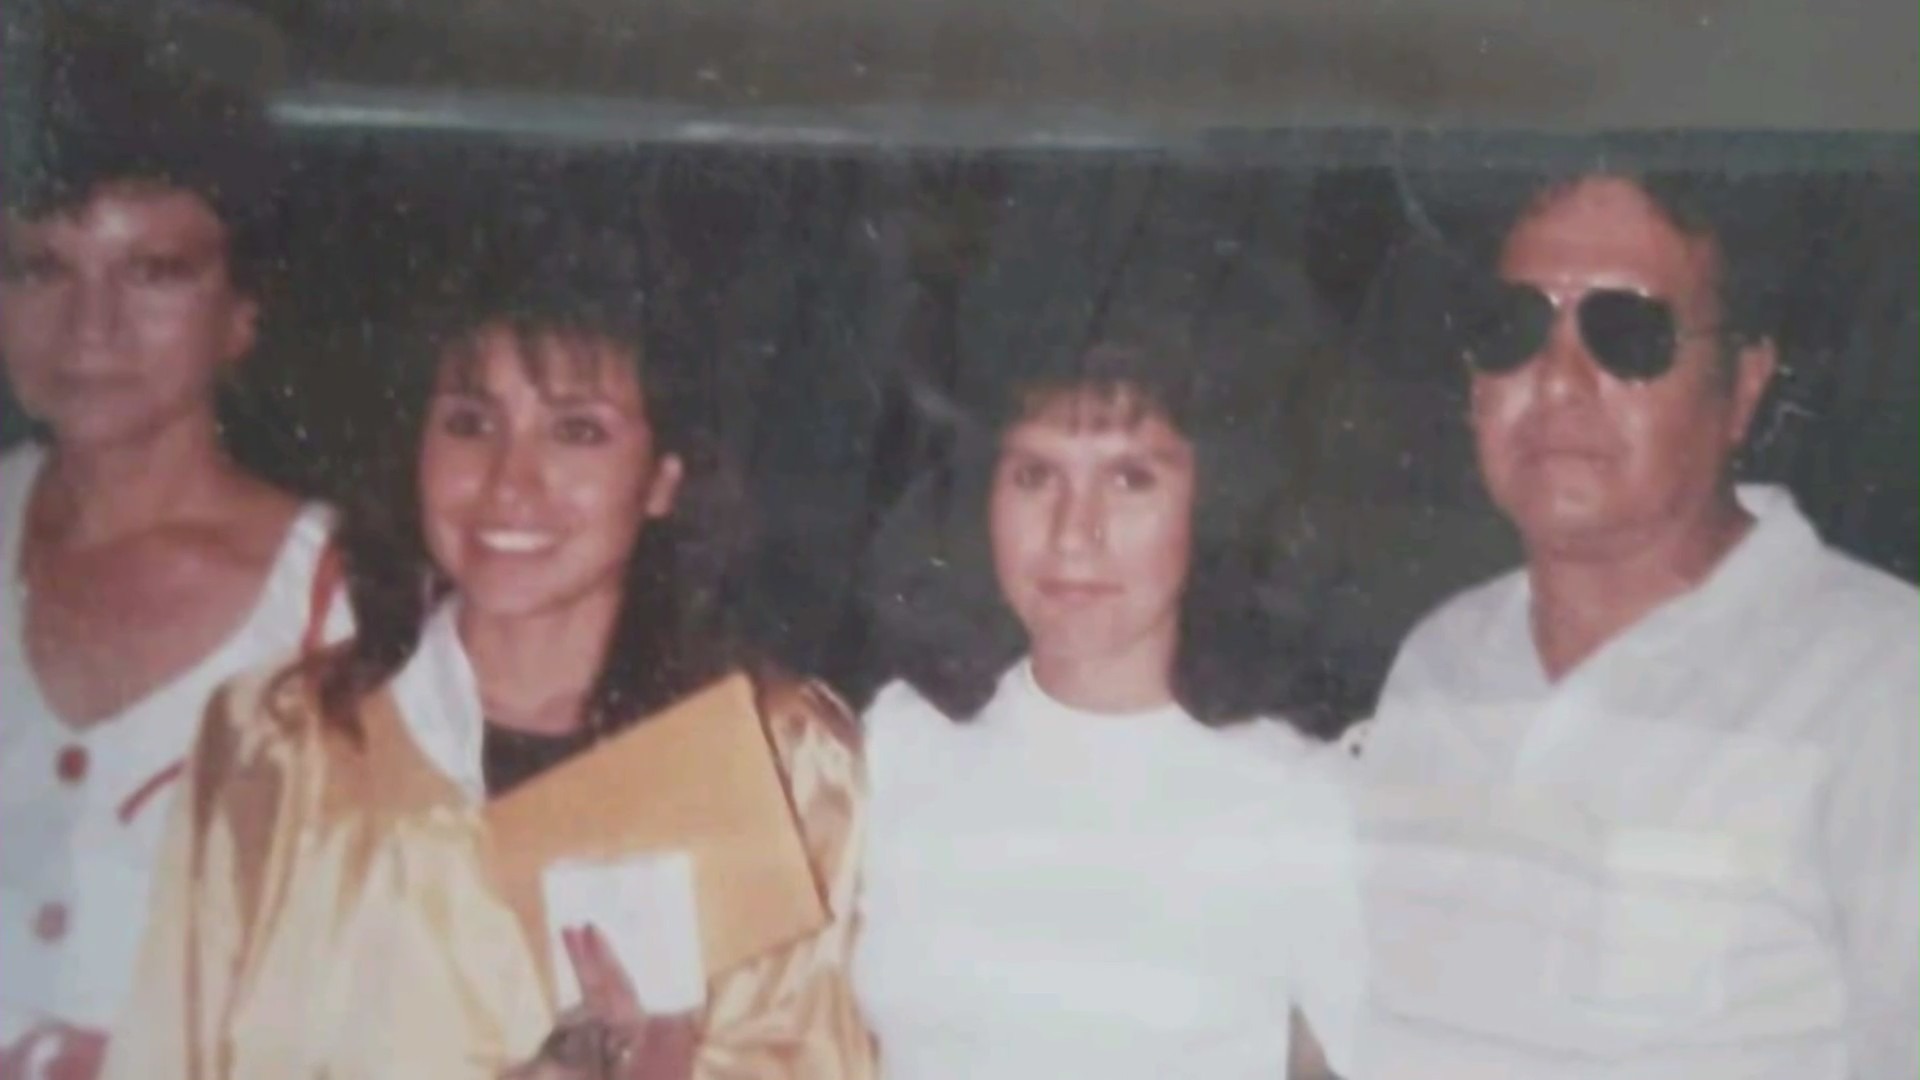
[
  {"x1": 1631, "y1": 483, "x2": 1821, "y2": 631},
  {"x1": 388, "y1": 600, "x2": 488, "y2": 801},
  {"x1": 1001, "y1": 658, "x2": 1191, "y2": 737},
  {"x1": 1725, "y1": 483, "x2": 1824, "y2": 583},
  {"x1": 1504, "y1": 483, "x2": 1826, "y2": 685}
]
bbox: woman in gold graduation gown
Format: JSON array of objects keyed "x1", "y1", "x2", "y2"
[{"x1": 104, "y1": 227, "x2": 874, "y2": 1080}]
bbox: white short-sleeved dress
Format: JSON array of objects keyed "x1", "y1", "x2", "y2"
[
  {"x1": 0, "y1": 442, "x2": 346, "y2": 1045},
  {"x1": 853, "y1": 661, "x2": 1366, "y2": 1080}
]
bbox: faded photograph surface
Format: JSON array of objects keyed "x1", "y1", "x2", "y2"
[{"x1": 1, "y1": 3, "x2": 1913, "y2": 1079}]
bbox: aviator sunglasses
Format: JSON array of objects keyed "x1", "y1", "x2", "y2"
[{"x1": 1458, "y1": 281, "x2": 1713, "y2": 383}]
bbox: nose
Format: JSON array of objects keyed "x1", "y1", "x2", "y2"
[
  {"x1": 69, "y1": 273, "x2": 123, "y2": 353},
  {"x1": 1048, "y1": 482, "x2": 1106, "y2": 555},
  {"x1": 1534, "y1": 306, "x2": 1602, "y2": 404},
  {"x1": 480, "y1": 431, "x2": 545, "y2": 512}
]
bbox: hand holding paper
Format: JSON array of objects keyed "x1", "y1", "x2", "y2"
[
  {"x1": 542, "y1": 854, "x2": 706, "y2": 1015},
  {"x1": 484, "y1": 675, "x2": 828, "y2": 991},
  {"x1": 558, "y1": 927, "x2": 699, "y2": 1080},
  {"x1": 503, "y1": 858, "x2": 703, "y2": 1080}
]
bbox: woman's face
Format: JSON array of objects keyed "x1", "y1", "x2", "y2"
[
  {"x1": 0, "y1": 184, "x2": 257, "y2": 450},
  {"x1": 988, "y1": 388, "x2": 1197, "y2": 683},
  {"x1": 418, "y1": 325, "x2": 682, "y2": 624}
]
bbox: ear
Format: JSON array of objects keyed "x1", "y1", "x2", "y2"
[
  {"x1": 1726, "y1": 336, "x2": 1778, "y2": 447},
  {"x1": 222, "y1": 293, "x2": 260, "y2": 368},
  {"x1": 644, "y1": 453, "x2": 685, "y2": 520}
]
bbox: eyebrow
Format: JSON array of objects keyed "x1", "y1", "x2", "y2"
[
  {"x1": 1002, "y1": 442, "x2": 1190, "y2": 468},
  {"x1": 1113, "y1": 447, "x2": 1190, "y2": 468},
  {"x1": 535, "y1": 390, "x2": 626, "y2": 408},
  {"x1": 433, "y1": 382, "x2": 632, "y2": 412},
  {"x1": 126, "y1": 242, "x2": 225, "y2": 264},
  {"x1": 0, "y1": 234, "x2": 225, "y2": 267}
]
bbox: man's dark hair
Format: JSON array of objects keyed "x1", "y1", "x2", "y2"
[{"x1": 1421, "y1": 162, "x2": 1787, "y2": 356}]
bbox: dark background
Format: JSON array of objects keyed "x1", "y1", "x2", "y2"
[{"x1": 4, "y1": 135, "x2": 1915, "y2": 716}]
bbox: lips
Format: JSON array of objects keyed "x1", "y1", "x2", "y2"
[
  {"x1": 1515, "y1": 429, "x2": 1614, "y2": 463},
  {"x1": 472, "y1": 528, "x2": 561, "y2": 555},
  {"x1": 1521, "y1": 444, "x2": 1613, "y2": 468},
  {"x1": 48, "y1": 369, "x2": 141, "y2": 393},
  {"x1": 1036, "y1": 579, "x2": 1120, "y2": 602}
]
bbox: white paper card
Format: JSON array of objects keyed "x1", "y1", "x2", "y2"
[{"x1": 541, "y1": 852, "x2": 707, "y2": 1014}]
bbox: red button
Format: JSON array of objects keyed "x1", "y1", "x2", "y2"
[
  {"x1": 55, "y1": 746, "x2": 87, "y2": 784},
  {"x1": 32, "y1": 902, "x2": 68, "y2": 943}
]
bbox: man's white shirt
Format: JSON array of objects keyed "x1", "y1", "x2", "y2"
[{"x1": 1351, "y1": 485, "x2": 1919, "y2": 1080}]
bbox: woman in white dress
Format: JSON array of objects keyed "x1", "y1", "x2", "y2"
[
  {"x1": 853, "y1": 289, "x2": 1365, "y2": 1079},
  {"x1": 0, "y1": 35, "x2": 341, "y2": 1080}
]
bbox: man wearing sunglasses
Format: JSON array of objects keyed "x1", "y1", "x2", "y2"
[{"x1": 1349, "y1": 172, "x2": 1919, "y2": 1080}]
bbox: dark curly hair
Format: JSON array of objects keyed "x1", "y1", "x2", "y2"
[
  {"x1": 2, "y1": 6, "x2": 280, "y2": 296},
  {"x1": 868, "y1": 257, "x2": 1345, "y2": 737},
  {"x1": 309, "y1": 221, "x2": 745, "y2": 741},
  {"x1": 2, "y1": 6, "x2": 294, "y2": 471}
]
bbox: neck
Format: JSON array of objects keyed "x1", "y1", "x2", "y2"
[
  {"x1": 1029, "y1": 632, "x2": 1177, "y2": 715},
  {"x1": 34, "y1": 413, "x2": 238, "y2": 546},
  {"x1": 458, "y1": 591, "x2": 622, "y2": 737},
  {"x1": 1527, "y1": 491, "x2": 1753, "y2": 680}
]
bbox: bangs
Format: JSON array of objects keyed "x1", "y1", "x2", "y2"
[
  {"x1": 1007, "y1": 343, "x2": 1185, "y2": 435},
  {"x1": 436, "y1": 320, "x2": 642, "y2": 399},
  {"x1": 1011, "y1": 380, "x2": 1170, "y2": 434}
]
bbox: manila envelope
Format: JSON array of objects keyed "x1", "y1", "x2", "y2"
[{"x1": 484, "y1": 673, "x2": 827, "y2": 999}]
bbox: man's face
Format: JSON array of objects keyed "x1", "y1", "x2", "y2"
[{"x1": 1468, "y1": 176, "x2": 1776, "y2": 559}]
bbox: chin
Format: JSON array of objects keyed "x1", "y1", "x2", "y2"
[
  {"x1": 1028, "y1": 625, "x2": 1136, "y2": 667},
  {"x1": 452, "y1": 582, "x2": 571, "y2": 619},
  {"x1": 34, "y1": 394, "x2": 207, "y2": 450},
  {"x1": 453, "y1": 567, "x2": 627, "y2": 625},
  {"x1": 40, "y1": 411, "x2": 171, "y2": 450},
  {"x1": 1515, "y1": 509, "x2": 1643, "y2": 559},
  {"x1": 1501, "y1": 476, "x2": 1615, "y2": 527}
]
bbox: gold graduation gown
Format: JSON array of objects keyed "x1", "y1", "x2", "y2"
[{"x1": 103, "y1": 634, "x2": 873, "y2": 1080}]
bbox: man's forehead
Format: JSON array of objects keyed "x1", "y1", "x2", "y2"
[{"x1": 1498, "y1": 177, "x2": 1720, "y2": 303}]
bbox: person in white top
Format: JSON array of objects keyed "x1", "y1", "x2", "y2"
[
  {"x1": 853, "y1": 290, "x2": 1366, "y2": 1080},
  {"x1": 1351, "y1": 170, "x2": 1920, "y2": 1079},
  {"x1": 0, "y1": 33, "x2": 344, "y2": 1079}
]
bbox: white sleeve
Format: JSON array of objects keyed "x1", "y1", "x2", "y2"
[
  {"x1": 1282, "y1": 774, "x2": 1369, "y2": 1078},
  {"x1": 1821, "y1": 653, "x2": 1920, "y2": 1080}
]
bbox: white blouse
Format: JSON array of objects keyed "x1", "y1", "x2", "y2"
[
  {"x1": 0, "y1": 443, "x2": 345, "y2": 1041},
  {"x1": 853, "y1": 661, "x2": 1365, "y2": 1080}
]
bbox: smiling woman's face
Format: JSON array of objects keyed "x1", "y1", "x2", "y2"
[
  {"x1": 418, "y1": 324, "x2": 683, "y2": 622},
  {"x1": 988, "y1": 385, "x2": 1197, "y2": 686}
]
